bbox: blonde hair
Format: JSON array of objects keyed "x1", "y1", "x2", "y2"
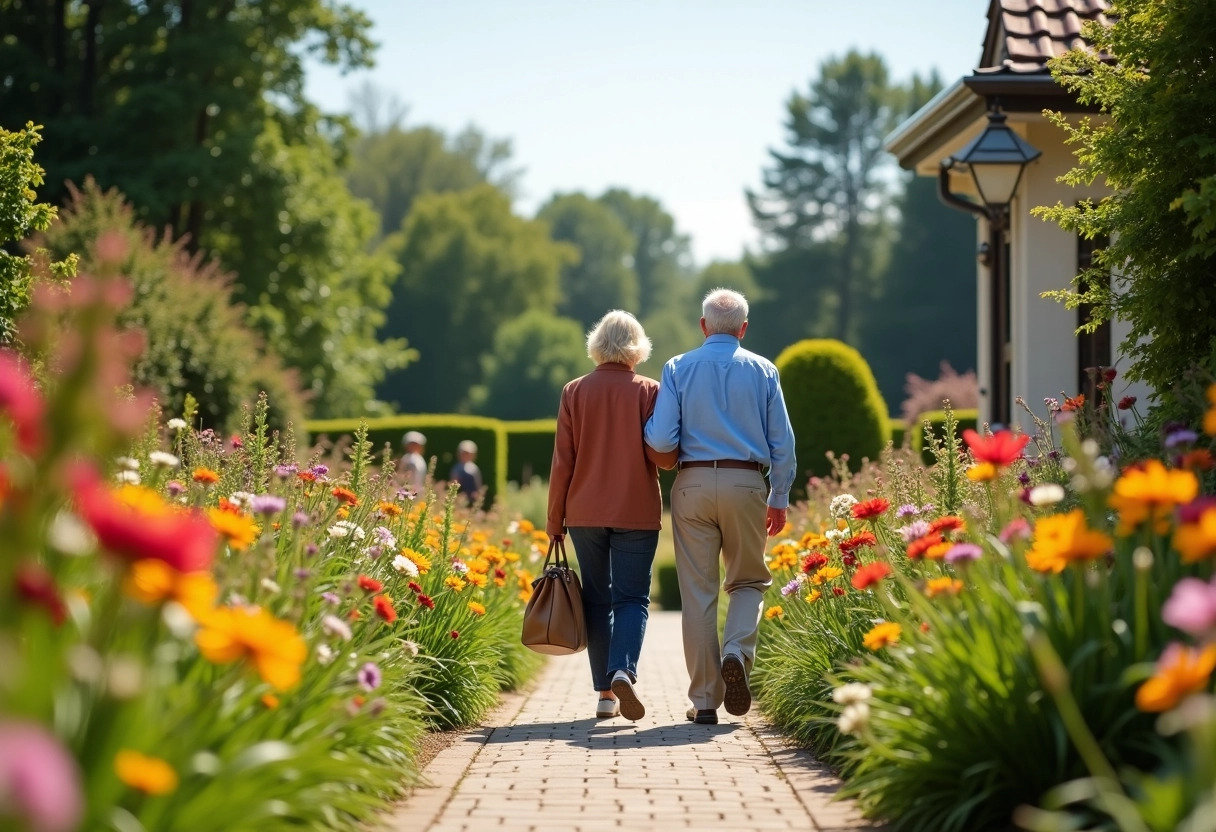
[
  {"x1": 702, "y1": 288, "x2": 748, "y2": 335},
  {"x1": 586, "y1": 310, "x2": 652, "y2": 367}
]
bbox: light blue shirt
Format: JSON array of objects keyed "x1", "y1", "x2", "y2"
[{"x1": 644, "y1": 334, "x2": 797, "y2": 509}]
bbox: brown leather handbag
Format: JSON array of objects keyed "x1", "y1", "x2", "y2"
[{"x1": 521, "y1": 538, "x2": 587, "y2": 655}]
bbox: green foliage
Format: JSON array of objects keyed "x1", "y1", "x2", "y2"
[
  {"x1": 655, "y1": 562, "x2": 681, "y2": 611},
  {"x1": 597, "y1": 188, "x2": 692, "y2": 318},
  {"x1": 1035, "y1": 0, "x2": 1216, "y2": 395},
  {"x1": 538, "y1": 192, "x2": 639, "y2": 330},
  {"x1": 888, "y1": 418, "x2": 907, "y2": 448},
  {"x1": 775, "y1": 339, "x2": 890, "y2": 485},
  {"x1": 503, "y1": 420, "x2": 558, "y2": 485},
  {"x1": 307, "y1": 415, "x2": 508, "y2": 507},
  {"x1": 471, "y1": 310, "x2": 589, "y2": 420},
  {"x1": 0, "y1": 123, "x2": 75, "y2": 345},
  {"x1": 34, "y1": 181, "x2": 307, "y2": 432},
  {"x1": 910, "y1": 407, "x2": 979, "y2": 465},
  {"x1": 381, "y1": 185, "x2": 574, "y2": 412}
]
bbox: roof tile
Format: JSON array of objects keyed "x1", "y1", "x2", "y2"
[{"x1": 984, "y1": 0, "x2": 1111, "y2": 74}]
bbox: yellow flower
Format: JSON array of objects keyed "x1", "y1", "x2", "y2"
[
  {"x1": 966, "y1": 463, "x2": 998, "y2": 482},
  {"x1": 924, "y1": 542, "x2": 953, "y2": 561},
  {"x1": 764, "y1": 605, "x2": 784, "y2": 620},
  {"x1": 467, "y1": 557, "x2": 491, "y2": 575},
  {"x1": 115, "y1": 750, "x2": 178, "y2": 795},
  {"x1": 812, "y1": 565, "x2": 844, "y2": 585},
  {"x1": 925, "y1": 577, "x2": 964, "y2": 598},
  {"x1": 444, "y1": 575, "x2": 467, "y2": 592},
  {"x1": 195, "y1": 605, "x2": 307, "y2": 691},
  {"x1": 805, "y1": 589, "x2": 822, "y2": 603},
  {"x1": 1136, "y1": 644, "x2": 1216, "y2": 712},
  {"x1": 863, "y1": 622, "x2": 902, "y2": 650},
  {"x1": 1205, "y1": 383, "x2": 1216, "y2": 436},
  {"x1": 518, "y1": 519, "x2": 535, "y2": 534},
  {"x1": 377, "y1": 500, "x2": 402, "y2": 517},
  {"x1": 261, "y1": 693, "x2": 280, "y2": 709},
  {"x1": 123, "y1": 559, "x2": 217, "y2": 618},
  {"x1": 800, "y1": 531, "x2": 830, "y2": 550},
  {"x1": 336, "y1": 506, "x2": 350, "y2": 520},
  {"x1": 505, "y1": 550, "x2": 521, "y2": 562},
  {"x1": 517, "y1": 588, "x2": 533, "y2": 603},
  {"x1": 467, "y1": 601, "x2": 487, "y2": 616},
  {"x1": 471, "y1": 530, "x2": 488, "y2": 543},
  {"x1": 768, "y1": 542, "x2": 799, "y2": 571},
  {"x1": 466, "y1": 572, "x2": 488, "y2": 588},
  {"x1": 1025, "y1": 509, "x2": 1113, "y2": 572},
  {"x1": 399, "y1": 548, "x2": 431, "y2": 574},
  {"x1": 207, "y1": 508, "x2": 259, "y2": 551},
  {"x1": 1108, "y1": 460, "x2": 1199, "y2": 535},
  {"x1": 1173, "y1": 507, "x2": 1216, "y2": 564}
]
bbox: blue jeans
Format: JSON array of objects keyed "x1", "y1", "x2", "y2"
[{"x1": 567, "y1": 527, "x2": 659, "y2": 692}]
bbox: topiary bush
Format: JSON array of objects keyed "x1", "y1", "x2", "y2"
[
  {"x1": 775, "y1": 339, "x2": 890, "y2": 490},
  {"x1": 889, "y1": 418, "x2": 908, "y2": 449},
  {"x1": 503, "y1": 419, "x2": 557, "y2": 484},
  {"x1": 911, "y1": 407, "x2": 980, "y2": 465}
]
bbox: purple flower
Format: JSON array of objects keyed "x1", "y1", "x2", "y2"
[
  {"x1": 365, "y1": 545, "x2": 383, "y2": 559},
  {"x1": 274, "y1": 464, "x2": 298, "y2": 479},
  {"x1": 311, "y1": 464, "x2": 329, "y2": 477},
  {"x1": 1162, "y1": 577, "x2": 1216, "y2": 638},
  {"x1": 321, "y1": 591, "x2": 341, "y2": 606},
  {"x1": 1017, "y1": 472, "x2": 1031, "y2": 485},
  {"x1": 397, "y1": 488, "x2": 416, "y2": 501},
  {"x1": 166, "y1": 480, "x2": 185, "y2": 497},
  {"x1": 292, "y1": 511, "x2": 311, "y2": 529},
  {"x1": 1044, "y1": 397, "x2": 1060, "y2": 412},
  {"x1": 305, "y1": 543, "x2": 318, "y2": 556},
  {"x1": 780, "y1": 578, "x2": 800, "y2": 597},
  {"x1": 367, "y1": 697, "x2": 387, "y2": 717},
  {"x1": 322, "y1": 614, "x2": 352, "y2": 641},
  {"x1": 372, "y1": 526, "x2": 396, "y2": 546},
  {"x1": 1165, "y1": 429, "x2": 1199, "y2": 449},
  {"x1": 250, "y1": 494, "x2": 287, "y2": 515},
  {"x1": 1048, "y1": 451, "x2": 1061, "y2": 461},
  {"x1": 944, "y1": 543, "x2": 982, "y2": 565},
  {"x1": 357, "y1": 662, "x2": 382, "y2": 692},
  {"x1": 895, "y1": 504, "x2": 919, "y2": 519},
  {"x1": 999, "y1": 517, "x2": 1032, "y2": 543},
  {"x1": 293, "y1": 568, "x2": 312, "y2": 580},
  {"x1": 898, "y1": 521, "x2": 932, "y2": 542},
  {"x1": 0, "y1": 721, "x2": 83, "y2": 832},
  {"x1": 919, "y1": 504, "x2": 935, "y2": 515}
]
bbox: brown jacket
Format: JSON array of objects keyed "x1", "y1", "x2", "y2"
[{"x1": 547, "y1": 363, "x2": 678, "y2": 535}]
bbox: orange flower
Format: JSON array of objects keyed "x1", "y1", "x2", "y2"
[
  {"x1": 851, "y1": 561, "x2": 892, "y2": 589},
  {"x1": 1135, "y1": 643, "x2": 1216, "y2": 712},
  {"x1": 1178, "y1": 449, "x2": 1215, "y2": 472},
  {"x1": 445, "y1": 575, "x2": 467, "y2": 593},
  {"x1": 764, "y1": 605, "x2": 784, "y2": 620},
  {"x1": 115, "y1": 750, "x2": 178, "y2": 795},
  {"x1": 930, "y1": 516, "x2": 966, "y2": 534},
  {"x1": 1062, "y1": 394, "x2": 1086, "y2": 412},
  {"x1": 332, "y1": 487, "x2": 359, "y2": 506},
  {"x1": 1025, "y1": 509, "x2": 1113, "y2": 572},
  {"x1": 907, "y1": 533, "x2": 944, "y2": 560},
  {"x1": 466, "y1": 572, "x2": 488, "y2": 588},
  {"x1": 261, "y1": 693, "x2": 280, "y2": 709},
  {"x1": 801, "y1": 531, "x2": 830, "y2": 550},
  {"x1": 467, "y1": 601, "x2": 487, "y2": 616},
  {"x1": 207, "y1": 507, "x2": 259, "y2": 551},
  {"x1": 357, "y1": 574, "x2": 383, "y2": 593},
  {"x1": 863, "y1": 622, "x2": 901, "y2": 650},
  {"x1": 195, "y1": 605, "x2": 307, "y2": 690},
  {"x1": 925, "y1": 577, "x2": 964, "y2": 598},
  {"x1": 297, "y1": 471, "x2": 317, "y2": 483},
  {"x1": 123, "y1": 559, "x2": 217, "y2": 618},
  {"x1": 517, "y1": 519, "x2": 535, "y2": 534},
  {"x1": 373, "y1": 594, "x2": 397, "y2": 623},
  {"x1": 1108, "y1": 461, "x2": 1199, "y2": 535},
  {"x1": 192, "y1": 467, "x2": 220, "y2": 485},
  {"x1": 851, "y1": 498, "x2": 890, "y2": 520},
  {"x1": 1173, "y1": 506, "x2": 1216, "y2": 564},
  {"x1": 923, "y1": 541, "x2": 953, "y2": 560},
  {"x1": 1204, "y1": 383, "x2": 1216, "y2": 436},
  {"x1": 377, "y1": 500, "x2": 402, "y2": 517}
]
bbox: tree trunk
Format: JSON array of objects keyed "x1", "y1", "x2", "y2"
[{"x1": 79, "y1": 0, "x2": 104, "y2": 115}]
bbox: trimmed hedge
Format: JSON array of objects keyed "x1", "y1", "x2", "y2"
[
  {"x1": 306, "y1": 415, "x2": 508, "y2": 507},
  {"x1": 910, "y1": 408, "x2": 980, "y2": 464},
  {"x1": 655, "y1": 562, "x2": 681, "y2": 611},
  {"x1": 504, "y1": 419, "x2": 557, "y2": 484},
  {"x1": 889, "y1": 418, "x2": 908, "y2": 449},
  {"x1": 775, "y1": 339, "x2": 890, "y2": 491}
]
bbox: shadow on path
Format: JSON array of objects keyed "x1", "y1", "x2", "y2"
[{"x1": 469, "y1": 717, "x2": 741, "y2": 750}]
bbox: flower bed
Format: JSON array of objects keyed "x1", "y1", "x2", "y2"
[
  {"x1": 0, "y1": 271, "x2": 545, "y2": 831},
  {"x1": 754, "y1": 399, "x2": 1216, "y2": 831}
]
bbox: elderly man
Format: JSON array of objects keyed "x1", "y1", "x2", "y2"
[{"x1": 644, "y1": 288, "x2": 796, "y2": 725}]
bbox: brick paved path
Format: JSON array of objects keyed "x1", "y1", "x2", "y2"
[{"x1": 385, "y1": 611, "x2": 877, "y2": 832}]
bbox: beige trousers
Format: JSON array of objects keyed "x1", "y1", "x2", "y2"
[{"x1": 671, "y1": 466, "x2": 771, "y2": 710}]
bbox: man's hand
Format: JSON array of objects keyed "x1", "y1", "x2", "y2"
[{"x1": 765, "y1": 507, "x2": 787, "y2": 538}]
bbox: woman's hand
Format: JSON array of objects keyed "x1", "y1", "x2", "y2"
[{"x1": 548, "y1": 533, "x2": 565, "y2": 543}]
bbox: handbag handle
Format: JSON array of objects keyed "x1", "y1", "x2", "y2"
[{"x1": 542, "y1": 537, "x2": 570, "y2": 571}]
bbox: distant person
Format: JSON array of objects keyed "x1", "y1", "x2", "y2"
[
  {"x1": 400, "y1": 431, "x2": 428, "y2": 491},
  {"x1": 449, "y1": 440, "x2": 484, "y2": 507},
  {"x1": 547, "y1": 310, "x2": 677, "y2": 722}
]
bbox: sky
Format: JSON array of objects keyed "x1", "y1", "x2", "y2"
[{"x1": 306, "y1": 0, "x2": 985, "y2": 265}]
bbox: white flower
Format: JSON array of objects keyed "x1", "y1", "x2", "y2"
[
  {"x1": 1028, "y1": 484, "x2": 1066, "y2": 506},
  {"x1": 322, "y1": 614, "x2": 353, "y2": 642},
  {"x1": 49, "y1": 511, "x2": 93, "y2": 555},
  {"x1": 832, "y1": 683, "x2": 873, "y2": 706},
  {"x1": 316, "y1": 644, "x2": 336, "y2": 666},
  {"x1": 829, "y1": 494, "x2": 858, "y2": 520},
  {"x1": 824, "y1": 528, "x2": 847, "y2": 543},
  {"x1": 260, "y1": 578, "x2": 281, "y2": 594},
  {"x1": 167, "y1": 418, "x2": 188, "y2": 431},
  {"x1": 392, "y1": 554, "x2": 419, "y2": 576},
  {"x1": 450, "y1": 560, "x2": 468, "y2": 574},
  {"x1": 327, "y1": 521, "x2": 366, "y2": 540},
  {"x1": 228, "y1": 491, "x2": 254, "y2": 509},
  {"x1": 837, "y1": 702, "x2": 871, "y2": 736},
  {"x1": 402, "y1": 640, "x2": 420, "y2": 657},
  {"x1": 115, "y1": 470, "x2": 141, "y2": 485},
  {"x1": 149, "y1": 451, "x2": 180, "y2": 469},
  {"x1": 506, "y1": 520, "x2": 520, "y2": 535},
  {"x1": 115, "y1": 456, "x2": 140, "y2": 471}
]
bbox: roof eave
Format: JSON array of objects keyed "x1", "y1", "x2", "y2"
[{"x1": 884, "y1": 78, "x2": 986, "y2": 171}]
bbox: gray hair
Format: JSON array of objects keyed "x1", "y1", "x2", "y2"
[
  {"x1": 702, "y1": 288, "x2": 748, "y2": 335},
  {"x1": 586, "y1": 310, "x2": 652, "y2": 367}
]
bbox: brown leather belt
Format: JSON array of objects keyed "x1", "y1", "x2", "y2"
[{"x1": 680, "y1": 460, "x2": 762, "y2": 471}]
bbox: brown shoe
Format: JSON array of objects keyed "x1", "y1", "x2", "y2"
[
  {"x1": 721, "y1": 654, "x2": 751, "y2": 716},
  {"x1": 686, "y1": 707, "x2": 718, "y2": 724}
]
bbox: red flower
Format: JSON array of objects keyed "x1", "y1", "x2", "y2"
[
  {"x1": 348, "y1": 608, "x2": 362, "y2": 620},
  {"x1": 962, "y1": 429, "x2": 1031, "y2": 467},
  {"x1": 72, "y1": 466, "x2": 216, "y2": 572},
  {"x1": 418, "y1": 594, "x2": 435, "y2": 610},
  {"x1": 494, "y1": 568, "x2": 507, "y2": 580},
  {"x1": 920, "y1": 621, "x2": 931, "y2": 633},
  {"x1": 1062, "y1": 394, "x2": 1086, "y2": 412},
  {"x1": 332, "y1": 487, "x2": 359, "y2": 506},
  {"x1": 449, "y1": 630, "x2": 460, "y2": 639},
  {"x1": 851, "y1": 562, "x2": 892, "y2": 590},
  {"x1": 1118, "y1": 396, "x2": 1137, "y2": 411},
  {"x1": 1102, "y1": 368, "x2": 1117, "y2": 383},
  {"x1": 840, "y1": 552, "x2": 857, "y2": 567},
  {"x1": 851, "y1": 499, "x2": 890, "y2": 520},
  {"x1": 356, "y1": 574, "x2": 383, "y2": 593},
  {"x1": 407, "y1": 580, "x2": 423, "y2": 594},
  {"x1": 0, "y1": 351, "x2": 46, "y2": 454},
  {"x1": 832, "y1": 586, "x2": 846, "y2": 596},
  {"x1": 929, "y1": 515, "x2": 966, "y2": 535},
  {"x1": 839, "y1": 531, "x2": 877, "y2": 555},
  {"x1": 230, "y1": 435, "x2": 244, "y2": 449},
  {"x1": 373, "y1": 594, "x2": 397, "y2": 623},
  {"x1": 801, "y1": 552, "x2": 830, "y2": 573},
  {"x1": 906, "y1": 533, "x2": 944, "y2": 560},
  {"x1": 1178, "y1": 450, "x2": 1215, "y2": 472},
  {"x1": 14, "y1": 563, "x2": 67, "y2": 625},
  {"x1": 297, "y1": 471, "x2": 317, "y2": 483}
]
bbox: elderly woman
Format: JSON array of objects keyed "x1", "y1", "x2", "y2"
[{"x1": 547, "y1": 310, "x2": 676, "y2": 721}]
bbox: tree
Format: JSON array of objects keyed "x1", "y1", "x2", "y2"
[
  {"x1": 1036, "y1": 0, "x2": 1216, "y2": 398},
  {"x1": 597, "y1": 188, "x2": 692, "y2": 318},
  {"x1": 538, "y1": 193, "x2": 639, "y2": 330},
  {"x1": 748, "y1": 51, "x2": 900, "y2": 344},
  {"x1": 696, "y1": 260, "x2": 761, "y2": 303},
  {"x1": 382, "y1": 184, "x2": 575, "y2": 413},
  {"x1": 746, "y1": 244, "x2": 839, "y2": 360},
  {"x1": 471, "y1": 311, "x2": 588, "y2": 420}
]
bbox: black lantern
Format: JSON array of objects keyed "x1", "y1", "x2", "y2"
[{"x1": 947, "y1": 106, "x2": 1041, "y2": 209}]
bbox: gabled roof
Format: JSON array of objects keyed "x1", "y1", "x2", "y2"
[{"x1": 977, "y1": 0, "x2": 1112, "y2": 75}]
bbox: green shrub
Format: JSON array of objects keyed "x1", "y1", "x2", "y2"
[
  {"x1": 307, "y1": 415, "x2": 507, "y2": 506},
  {"x1": 888, "y1": 418, "x2": 907, "y2": 449},
  {"x1": 655, "y1": 562, "x2": 681, "y2": 611},
  {"x1": 775, "y1": 339, "x2": 890, "y2": 489},
  {"x1": 911, "y1": 407, "x2": 979, "y2": 464},
  {"x1": 504, "y1": 419, "x2": 557, "y2": 484}
]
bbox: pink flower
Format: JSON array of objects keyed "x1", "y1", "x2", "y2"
[
  {"x1": 999, "y1": 517, "x2": 1032, "y2": 544},
  {"x1": 0, "y1": 351, "x2": 46, "y2": 454},
  {"x1": 1162, "y1": 577, "x2": 1216, "y2": 640},
  {"x1": 0, "y1": 721, "x2": 83, "y2": 832}
]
